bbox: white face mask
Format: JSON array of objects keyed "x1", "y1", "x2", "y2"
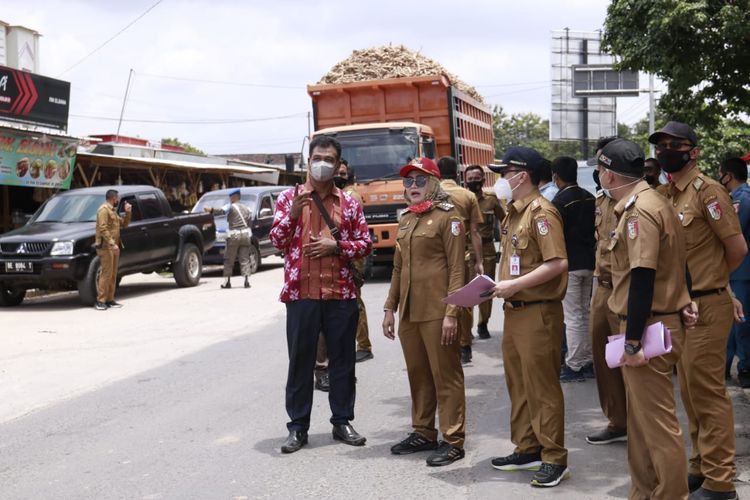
[
  {"x1": 493, "y1": 172, "x2": 523, "y2": 201},
  {"x1": 310, "y1": 161, "x2": 336, "y2": 182},
  {"x1": 600, "y1": 168, "x2": 642, "y2": 197}
]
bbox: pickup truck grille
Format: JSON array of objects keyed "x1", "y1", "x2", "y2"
[
  {"x1": 0, "y1": 242, "x2": 51, "y2": 255},
  {"x1": 363, "y1": 203, "x2": 403, "y2": 225}
]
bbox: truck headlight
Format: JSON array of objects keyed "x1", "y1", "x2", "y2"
[
  {"x1": 50, "y1": 241, "x2": 74, "y2": 256},
  {"x1": 216, "y1": 231, "x2": 227, "y2": 243}
]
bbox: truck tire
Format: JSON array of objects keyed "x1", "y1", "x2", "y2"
[
  {"x1": 174, "y1": 242, "x2": 202, "y2": 287},
  {"x1": 364, "y1": 254, "x2": 374, "y2": 280},
  {"x1": 77, "y1": 256, "x2": 101, "y2": 306},
  {"x1": 249, "y1": 244, "x2": 261, "y2": 274},
  {"x1": 0, "y1": 285, "x2": 26, "y2": 306}
]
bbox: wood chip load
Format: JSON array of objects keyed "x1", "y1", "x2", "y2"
[{"x1": 317, "y1": 45, "x2": 484, "y2": 103}]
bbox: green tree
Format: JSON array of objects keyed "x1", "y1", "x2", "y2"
[
  {"x1": 161, "y1": 137, "x2": 205, "y2": 155},
  {"x1": 492, "y1": 105, "x2": 579, "y2": 160}
]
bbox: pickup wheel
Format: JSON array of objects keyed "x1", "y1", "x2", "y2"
[
  {"x1": 174, "y1": 242, "x2": 202, "y2": 287},
  {"x1": 0, "y1": 285, "x2": 26, "y2": 307},
  {"x1": 249, "y1": 244, "x2": 260, "y2": 274},
  {"x1": 77, "y1": 257, "x2": 101, "y2": 306}
]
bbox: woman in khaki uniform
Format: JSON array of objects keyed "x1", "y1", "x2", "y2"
[{"x1": 382, "y1": 157, "x2": 467, "y2": 467}]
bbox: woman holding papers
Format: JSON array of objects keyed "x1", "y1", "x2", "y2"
[{"x1": 382, "y1": 157, "x2": 467, "y2": 467}]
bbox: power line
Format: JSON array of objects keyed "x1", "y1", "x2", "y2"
[
  {"x1": 60, "y1": 0, "x2": 164, "y2": 76},
  {"x1": 69, "y1": 112, "x2": 308, "y2": 125},
  {"x1": 136, "y1": 72, "x2": 304, "y2": 90}
]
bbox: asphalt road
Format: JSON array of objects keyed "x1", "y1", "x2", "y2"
[{"x1": 0, "y1": 258, "x2": 748, "y2": 499}]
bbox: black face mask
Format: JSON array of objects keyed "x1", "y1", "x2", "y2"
[
  {"x1": 657, "y1": 148, "x2": 692, "y2": 173},
  {"x1": 592, "y1": 169, "x2": 601, "y2": 190},
  {"x1": 466, "y1": 180, "x2": 483, "y2": 193},
  {"x1": 333, "y1": 176, "x2": 348, "y2": 189},
  {"x1": 644, "y1": 175, "x2": 657, "y2": 186}
]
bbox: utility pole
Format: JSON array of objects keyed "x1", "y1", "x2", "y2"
[
  {"x1": 648, "y1": 73, "x2": 655, "y2": 158},
  {"x1": 116, "y1": 69, "x2": 134, "y2": 144}
]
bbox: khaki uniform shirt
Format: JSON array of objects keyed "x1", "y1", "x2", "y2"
[
  {"x1": 594, "y1": 192, "x2": 617, "y2": 280},
  {"x1": 654, "y1": 183, "x2": 670, "y2": 197},
  {"x1": 95, "y1": 202, "x2": 131, "y2": 248},
  {"x1": 384, "y1": 202, "x2": 465, "y2": 322},
  {"x1": 477, "y1": 191, "x2": 505, "y2": 241},
  {"x1": 441, "y1": 180, "x2": 483, "y2": 255},
  {"x1": 499, "y1": 189, "x2": 568, "y2": 301},
  {"x1": 608, "y1": 181, "x2": 691, "y2": 316},
  {"x1": 666, "y1": 167, "x2": 741, "y2": 290}
]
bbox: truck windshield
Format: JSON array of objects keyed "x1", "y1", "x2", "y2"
[
  {"x1": 30, "y1": 194, "x2": 104, "y2": 223},
  {"x1": 192, "y1": 193, "x2": 257, "y2": 214},
  {"x1": 333, "y1": 129, "x2": 420, "y2": 182}
]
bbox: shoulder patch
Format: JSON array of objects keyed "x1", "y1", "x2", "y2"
[
  {"x1": 624, "y1": 194, "x2": 638, "y2": 210},
  {"x1": 693, "y1": 177, "x2": 705, "y2": 191},
  {"x1": 437, "y1": 202, "x2": 454, "y2": 211},
  {"x1": 451, "y1": 220, "x2": 463, "y2": 236},
  {"x1": 536, "y1": 217, "x2": 550, "y2": 236},
  {"x1": 707, "y1": 200, "x2": 722, "y2": 220},
  {"x1": 627, "y1": 217, "x2": 639, "y2": 239}
]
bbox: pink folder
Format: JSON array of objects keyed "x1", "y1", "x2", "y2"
[
  {"x1": 605, "y1": 321, "x2": 673, "y2": 369},
  {"x1": 442, "y1": 275, "x2": 496, "y2": 308}
]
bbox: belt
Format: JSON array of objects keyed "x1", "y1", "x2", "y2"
[
  {"x1": 596, "y1": 277, "x2": 613, "y2": 289},
  {"x1": 690, "y1": 287, "x2": 726, "y2": 299},
  {"x1": 617, "y1": 311, "x2": 681, "y2": 321},
  {"x1": 504, "y1": 300, "x2": 552, "y2": 310}
]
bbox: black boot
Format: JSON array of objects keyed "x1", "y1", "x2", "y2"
[
  {"x1": 477, "y1": 323, "x2": 490, "y2": 339},
  {"x1": 244, "y1": 276, "x2": 251, "y2": 288},
  {"x1": 221, "y1": 278, "x2": 231, "y2": 289}
]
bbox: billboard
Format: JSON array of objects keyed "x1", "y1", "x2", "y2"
[
  {"x1": 550, "y1": 30, "x2": 617, "y2": 142},
  {"x1": 0, "y1": 128, "x2": 77, "y2": 189},
  {"x1": 0, "y1": 64, "x2": 70, "y2": 130},
  {"x1": 572, "y1": 64, "x2": 639, "y2": 97}
]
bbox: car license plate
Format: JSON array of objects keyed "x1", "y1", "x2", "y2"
[{"x1": 4, "y1": 261, "x2": 33, "y2": 273}]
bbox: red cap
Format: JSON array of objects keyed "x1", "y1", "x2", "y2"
[{"x1": 399, "y1": 158, "x2": 440, "y2": 178}]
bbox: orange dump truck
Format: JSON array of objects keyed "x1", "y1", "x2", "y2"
[{"x1": 307, "y1": 74, "x2": 494, "y2": 272}]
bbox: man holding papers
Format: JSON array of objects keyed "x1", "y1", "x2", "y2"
[
  {"x1": 597, "y1": 138, "x2": 697, "y2": 499},
  {"x1": 487, "y1": 147, "x2": 570, "y2": 488}
]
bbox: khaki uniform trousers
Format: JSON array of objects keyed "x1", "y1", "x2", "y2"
[
  {"x1": 96, "y1": 247, "x2": 119, "y2": 304},
  {"x1": 478, "y1": 244, "x2": 497, "y2": 326},
  {"x1": 677, "y1": 290, "x2": 736, "y2": 492},
  {"x1": 620, "y1": 313, "x2": 688, "y2": 500},
  {"x1": 458, "y1": 256, "x2": 474, "y2": 348},
  {"x1": 355, "y1": 295, "x2": 371, "y2": 352},
  {"x1": 223, "y1": 235, "x2": 251, "y2": 277},
  {"x1": 399, "y1": 318, "x2": 466, "y2": 448},
  {"x1": 503, "y1": 301, "x2": 567, "y2": 465},
  {"x1": 590, "y1": 281, "x2": 627, "y2": 432}
]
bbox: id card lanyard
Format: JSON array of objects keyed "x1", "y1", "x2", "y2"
[{"x1": 510, "y1": 234, "x2": 520, "y2": 276}]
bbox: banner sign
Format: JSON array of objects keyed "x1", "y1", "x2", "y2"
[
  {"x1": 0, "y1": 129, "x2": 77, "y2": 189},
  {"x1": 0, "y1": 65, "x2": 70, "y2": 130}
]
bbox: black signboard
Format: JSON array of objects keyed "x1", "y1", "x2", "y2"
[{"x1": 0, "y1": 65, "x2": 70, "y2": 130}]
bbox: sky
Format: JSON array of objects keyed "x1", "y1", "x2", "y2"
[{"x1": 1, "y1": 0, "x2": 658, "y2": 156}]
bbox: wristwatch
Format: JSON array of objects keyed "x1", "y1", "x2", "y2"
[
  {"x1": 624, "y1": 342, "x2": 642, "y2": 355},
  {"x1": 334, "y1": 241, "x2": 342, "y2": 256}
]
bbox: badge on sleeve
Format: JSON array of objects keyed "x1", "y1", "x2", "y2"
[
  {"x1": 707, "y1": 200, "x2": 722, "y2": 220},
  {"x1": 734, "y1": 201, "x2": 740, "y2": 214},
  {"x1": 536, "y1": 217, "x2": 549, "y2": 236},
  {"x1": 627, "y1": 217, "x2": 639, "y2": 239},
  {"x1": 451, "y1": 220, "x2": 463, "y2": 236}
]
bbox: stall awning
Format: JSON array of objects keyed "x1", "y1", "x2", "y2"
[{"x1": 78, "y1": 152, "x2": 276, "y2": 176}]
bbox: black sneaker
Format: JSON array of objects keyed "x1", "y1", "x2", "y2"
[
  {"x1": 560, "y1": 364, "x2": 585, "y2": 383},
  {"x1": 390, "y1": 433, "x2": 439, "y2": 455},
  {"x1": 314, "y1": 372, "x2": 329, "y2": 392},
  {"x1": 738, "y1": 370, "x2": 750, "y2": 389},
  {"x1": 461, "y1": 346, "x2": 472, "y2": 364},
  {"x1": 356, "y1": 350, "x2": 374, "y2": 363},
  {"x1": 106, "y1": 301, "x2": 123, "y2": 308},
  {"x1": 585, "y1": 428, "x2": 627, "y2": 445},
  {"x1": 94, "y1": 302, "x2": 108, "y2": 311},
  {"x1": 531, "y1": 462, "x2": 570, "y2": 487},
  {"x1": 426, "y1": 441, "x2": 465, "y2": 467},
  {"x1": 477, "y1": 323, "x2": 491, "y2": 339},
  {"x1": 688, "y1": 474, "x2": 705, "y2": 493},
  {"x1": 491, "y1": 451, "x2": 542, "y2": 471},
  {"x1": 581, "y1": 363, "x2": 596, "y2": 379},
  {"x1": 689, "y1": 487, "x2": 738, "y2": 499}
]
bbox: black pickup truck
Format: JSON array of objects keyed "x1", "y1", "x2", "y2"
[{"x1": 0, "y1": 185, "x2": 216, "y2": 307}]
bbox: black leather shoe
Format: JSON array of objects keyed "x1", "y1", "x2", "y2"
[
  {"x1": 315, "y1": 372, "x2": 329, "y2": 392},
  {"x1": 221, "y1": 280, "x2": 231, "y2": 289},
  {"x1": 461, "y1": 346, "x2": 472, "y2": 364},
  {"x1": 477, "y1": 323, "x2": 491, "y2": 339},
  {"x1": 332, "y1": 424, "x2": 366, "y2": 446},
  {"x1": 280, "y1": 430, "x2": 308, "y2": 454},
  {"x1": 689, "y1": 487, "x2": 738, "y2": 499},
  {"x1": 426, "y1": 441, "x2": 465, "y2": 466},
  {"x1": 688, "y1": 474, "x2": 705, "y2": 493}
]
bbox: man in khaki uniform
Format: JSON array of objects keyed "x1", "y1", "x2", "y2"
[
  {"x1": 644, "y1": 157, "x2": 670, "y2": 196},
  {"x1": 94, "y1": 189, "x2": 131, "y2": 310},
  {"x1": 438, "y1": 156, "x2": 484, "y2": 364},
  {"x1": 487, "y1": 147, "x2": 569, "y2": 488},
  {"x1": 464, "y1": 164, "x2": 505, "y2": 338},
  {"x1": 650, "y1": 122, "x2": 747, "y2": 499},
  {"x1": 586, "y1": 136, "x2": 628, "y2": 445},
  {"x1": 598, "y1": 138, "x2": 695, "y2": 499}
]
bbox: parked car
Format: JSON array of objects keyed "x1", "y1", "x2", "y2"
[
  {"x1": 191, "y1": 186, "x2": 285, "y2": 273},
  {"x1": 0, "y1": 185, "x2": 216, "y2": 307}
]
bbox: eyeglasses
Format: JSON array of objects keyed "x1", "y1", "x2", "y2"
[
  {"x1": 655, "y1": 140, "x2": 694, "y2": 151},
  {"x1": 403, "y1": 175, "x2": 428, "y2": 188}
]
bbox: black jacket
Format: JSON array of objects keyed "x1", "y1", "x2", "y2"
[{"x1": 552, "y1": 184, "x2": 596, "y2": 272}]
